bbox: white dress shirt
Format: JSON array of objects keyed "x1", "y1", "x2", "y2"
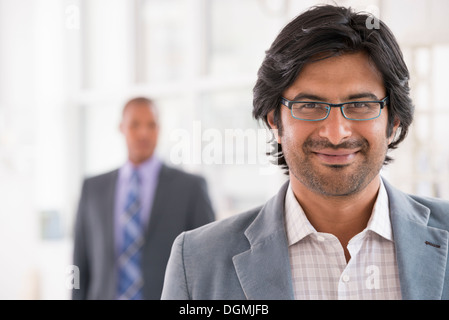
[{"x1": 284, "y1": 178, "x2": 402, "y2": 299}]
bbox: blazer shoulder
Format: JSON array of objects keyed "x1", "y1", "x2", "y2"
[
  {"x1": 384, "y1": 177, "x2": 449, "y2": 230},
  {"x1": 160, "y1": 164, "x2": 207, "y2": 185},
  {"x1": 83, "y1": 169, "x2": 119, "y2": 186},
  {"x1": 410, "y1": 193, "x2": 449, "y2": 209},
  {"x1": 163, "y1": 208, "x2": 260, "y2": 300},
  {"x1": 409, "y1": 194, "x2": 449, "y2": 230},
  {"x1": 181, "y1": 205, "x2": 262, "y2": 257}
]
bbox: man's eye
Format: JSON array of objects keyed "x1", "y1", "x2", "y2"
[
  {"x1": 351, "y1": 102, "x2": 369, "y2": 108},
  {"x1": 299, "y1": 103, "x2": 318, "y2": 109}
]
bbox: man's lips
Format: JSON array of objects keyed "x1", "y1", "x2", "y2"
[{"x1": 312, "y1": 149, "x2": 360, "y2": 165}]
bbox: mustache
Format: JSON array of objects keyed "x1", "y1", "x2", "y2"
[{"x1": 302, "y1": 138, "x2": 369, "y2": 151}]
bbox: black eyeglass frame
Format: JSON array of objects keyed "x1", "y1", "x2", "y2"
[{"x1": 280, "y1": 96, "x2": 389, "y2": 121}]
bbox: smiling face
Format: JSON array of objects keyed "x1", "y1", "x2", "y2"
[{"x1": 268, "y1": 51, "x2": 399, "y2": 197}]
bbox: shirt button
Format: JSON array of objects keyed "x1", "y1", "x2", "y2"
[
  {"x1": 316, "y1": 235, "x2": 325, "y2": 242},
  {"x1": 342, "y1": 274, "x2": 350, "y2": 282}
]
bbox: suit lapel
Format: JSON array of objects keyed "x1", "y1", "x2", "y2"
[
  {"x1": 385, "y1": 180, "x2": 449, "y2": 299},
  {"x1": 104, "y1": 169, "x2": 118, "y2": 244},
  {"x1": 103, "y1": 170, "x2": 119, "y2": 299},
  {"x1": 232, "y1": 182, "x2": 294, "y2": 300}
]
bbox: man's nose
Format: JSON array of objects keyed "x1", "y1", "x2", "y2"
[{"x1": 317, "y1": 107, "x2": 352, "y2": 145}]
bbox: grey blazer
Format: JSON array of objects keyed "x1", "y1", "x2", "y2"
[
  {"x1": 161, "y1": 178, "x2": 449, "y2": 300},
  {"x1": 72, "y1": 164, "x2": 215, "y2": 300}
]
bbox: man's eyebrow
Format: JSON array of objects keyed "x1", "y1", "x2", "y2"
[
  {"x1": 345, "y1": 92, "x2": 380, "y2": 101},
  {"x1": 291, "y1": 92, "x2": 381, "y2": 101},
  {"x1": 291, "y1": 93, "x2": 327, "y2": 101}
]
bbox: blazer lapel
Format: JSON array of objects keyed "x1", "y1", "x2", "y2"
[
  {"x1": 232, "y1": 182, "x2": 294, "y2": 300},
  {"x1": 102, "y1": 170, "x2": 119, "y2": 299},
  {"x1": 385, "y1": 180, "x2": 449, "y2": 300}
]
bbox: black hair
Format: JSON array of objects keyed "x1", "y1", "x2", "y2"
[{"x1": 252, "y1": 4, "x2": 414, "y2": 173}]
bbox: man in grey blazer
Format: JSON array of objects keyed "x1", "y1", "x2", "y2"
[
  {"x1": 161, "y1": 5, "x2": 449, "y2": 300},
  {"x1": 72, "y1": 97, "x2": 215, "y2": 300}
]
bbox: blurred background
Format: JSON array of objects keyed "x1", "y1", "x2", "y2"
[{"x1": 1, "y1": 0, "x2": 448, "y2": 299}]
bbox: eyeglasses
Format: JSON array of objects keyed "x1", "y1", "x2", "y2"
[{"x1": 280, "y1": 96, "x2": 389, "y2": 121}]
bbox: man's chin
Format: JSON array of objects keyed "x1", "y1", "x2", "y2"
[
  {"x1": 130, "y1": 152, "x2": 153, "y2": 164},
  {"x1": 292, "y1": 166, "x2": 368, "y2": 197}
]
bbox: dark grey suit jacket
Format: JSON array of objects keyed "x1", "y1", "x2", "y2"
[{"x1": 72, "y1": 163, "x2": 215, "y2": 300}]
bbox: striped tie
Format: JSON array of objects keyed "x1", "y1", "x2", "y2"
[{"x1": 117, "y1": 169, "x2": 144, "y2": 300}]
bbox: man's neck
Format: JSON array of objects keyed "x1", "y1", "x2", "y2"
[{"x1": 128, "y1": 153, "x2": 156, "y2": 168}]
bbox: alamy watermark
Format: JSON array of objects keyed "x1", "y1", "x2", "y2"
[
  {"x1": 365, "y1": 5, "x2": 380, "y2": 30},
  {"x1": 66, "y1": 265, "x2": 80, "y2": 290},
  {"x1": 169, "y1": 121, "x2": 279, "y2": 175},
  {"x1": 65, "y1": 4, "x2": 80, "y2": 30}
]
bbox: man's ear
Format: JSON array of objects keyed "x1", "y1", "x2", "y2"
[
  {"x1": 388, "y1": 118, "x2": 400, "y2": 145},
  {"x1": 267, "y1": 110, "x2": 281, "y2": 144}
]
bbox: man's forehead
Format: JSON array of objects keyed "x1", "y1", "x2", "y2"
[{"x1": 123, "y1": 101, "x2": 157, "y2": 116}]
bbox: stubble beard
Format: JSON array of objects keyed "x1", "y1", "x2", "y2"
[{"x1": 283, "y1": 137, "x2": 386, "y2": 198}]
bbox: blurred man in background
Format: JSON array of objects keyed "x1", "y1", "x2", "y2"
[{"x1": 72, "y1": 97, "x2": 215, "y2": 300}]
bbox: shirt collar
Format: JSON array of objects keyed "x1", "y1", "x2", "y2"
[
  {"x1": 284, "y1": 177, "x2": 393, "y2": 247},
  {"x1": 365, "y1": 177, "x2": 393, "y2": 241},
  {"x1": 119, "y1": 155, "x2": 162, "y2": 182},
  {"x1": 284, "y1": 183, "x2": 316, "y2": 246}
]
